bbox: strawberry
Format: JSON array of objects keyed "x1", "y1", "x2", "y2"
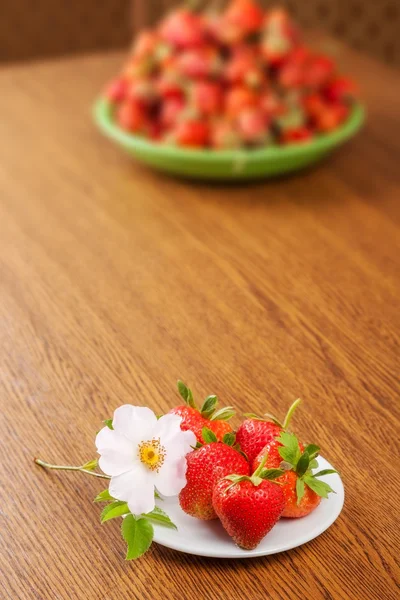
[
  {"x1": 159, "y1": 8, "x2": 206, "y2": 49},
  {"x1": 169, "y1": 381, "x2": 235, "y2": 442},
  {"x1": 190, "y1": 81, "x2": 223, "y2": 116},
  {"x1": 179, "y1": 437, "x2": 249, "y2": 520},
  {"x1": 315, "y1": 103, "x2": 349, "y2": 133},
  {"x1": 236, "y1": 107, "x2": 270, "y2": 144},
  {"x1": 104, "y1": 78, "x2": 128, "y2": 103},
  {"x1": 281, "y1": 126, "x2": 313, "y2": 144},
  {"x1": 116, "y1": 101, "x2": 146, "y2": 133},
  {"x1": 160, "y1": 96, "x2": 185, "y2": 128},
  {"x1": 224, "y1": 46, "x2": 265, "y2": 88},
  {"x1": 223, "y1": 0, "x2": 264, "y2": 38},
  {"x1": 176, "y1": 47, "x2": 223, "y2": 79},
  {"x1": 127, "y1": 79, "x2": 158, "y2": 107},
  {"x1": 212, "y1": 459, "x2": 285, "y2": 549},
  {"x1": 324, "y1": 76, "x2": 359, "y2": 103},
  {"x1": 169, "y1": 118, "x2": 210, "y2": 148},
  {"x1": 211, "y1": 120, "x2": 242, "y2": 149},
  {"x1": 225, "y1": 86, "x2": 259, "y2": 119},
  {"x1": 253, "y1": 432, "x2": 337, "y2": 518},
  {"x1": 235, "y1": 398, "x2": 301, "y2": 463},
  {"x1": 303, "y1": 55, "x2": 335, "y2": 89}
]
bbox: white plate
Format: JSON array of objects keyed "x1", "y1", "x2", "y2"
[{"x1": 153, "y1": 456, "x2": 344, "y2": 558}]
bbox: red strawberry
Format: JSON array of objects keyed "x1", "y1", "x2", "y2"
[
  {"x1": 160, "y1": 96, "x2": 185, "y2": 128},
  {"x1": 127, "y1": 79, "x2": 158, "y2": 107},
  {"x1": 236, "y1": 107, "x2": 270, "y2": 144},
  {"x1": 315, "y1": 103, "x2": 349, "y2": 133},
  {"x1": 236, "y1": 398, "x2": 301, "y2": 463},
  {"x1": 169, "y1": 381, "x2": 235, "y2": 443},
  {"x1": 253, "y1": 432, "x2": 337, "y2": 518},
  {"x1": 190, "y1": 81, "x2": 223, "y2": 116},
  {"x1": 176, "y1": 47, "x2": 223, "y2": 79},
  {"x1": 281, "y1": 126, "x2": 313, "y2": 144},
  {"x1": 225, "y1": 86, "x2": 259, "y2": 119},
  {"x1": 224, "y1": 0, "x2": 264, "y2": 37},
  {"x1": 324, "y1": 76, "x2": 358, "y2": 103},
  {"x1": 212, "y1": 461, "x2": 285, "y2": 549},
  {"x1": 260, "y1": 92, "x2": 286, "y2": 118},
  {"x1": 104, "y1": 78, "x2": 128, "y2": 103},
  {"x1": 179, "y1": 441, "x2": 249, "y2": 520},
  {"x1": 211, "y1": 120, "x2": 242, "y2": 149},
  {"x1": 159, "y1": 9, "x2": 206, "y2": 49},
  {"x1": 224, "y1": 46, "x2": 264, "y2": 88},
  {"x1": 303, "y1": 55, "x2": 335, "y2": 89},
  {"x1": 169, "y1": 118, "x2": 210, "y2": 148},
  {"x1": 116, "y1": 101, "x2": 146, "y2": 133}
]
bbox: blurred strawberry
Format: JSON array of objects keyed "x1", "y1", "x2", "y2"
[
  {"x1": 224, "y1": 46, "x2": 265, "y2": 88},
  {"x1": 190, "y1": 81, "x2": 223, "y2": 116},
  {"x1": 260, "y1": 91, "x2": 286, "y2": 117},
  {"x1": 127, "y1": 79, "x2": 158, "y2": 107},
  {"x1": 176, "y1": 47, "x2": 223, "y2": 79},
  {"x1": 160, "y1": 96, "x2": 185, "y2": 128},
  {"x1": 261, "y1": 9, "x2": 299, "y2": 67},
  {"x1": 237, "y1": 107, "x2": 270, "y2": 144},
  {"x1": 315, "y1": 103, "x2": 349, "y2": 132},
  {"x1": 170, "y1": 118, "x2": 210, "y2": 147},
  {"x1": 116, "y1": 100, "x2": 146, "y2": 133},
  {"x1": 303, "y1": 93, "x2": 326, "y2": 120},
  {"x1": 104, "y1": 78, "x2": 128, "y2": 103},
  {"x1": 303, "y1": 55, "x2": 335, "y2": 89},
  {"x1": 225, "y1": 85, "x2": 259, "y2": 118},
  {"x1": 324, "y1": 76, "x2": 359, "y2": 103},
  {"x1": 211, "y1": 120, "x2": 242, "y2": 149},
  {"x1": 224, "y1": 0, "x2": 264, "y2": 37},
  {"x1": 281, "y1": 126, "x2": 313, "y2": 144},
  {"x1": 159, "y1": 8, "x2": 207, "y2": 49}
]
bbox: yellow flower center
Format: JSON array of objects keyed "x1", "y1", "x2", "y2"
[{"x1": 138, "y1": 438, "x2": 166, "y2": 472}]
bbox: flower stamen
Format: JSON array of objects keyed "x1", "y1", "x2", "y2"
[{"x1": 138, "y1": 438, "x2": 166, "y2": 472}]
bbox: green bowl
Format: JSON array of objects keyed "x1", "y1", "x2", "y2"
[{"x1": 93, "y1": 97, "x2": 365, "y2": 180}]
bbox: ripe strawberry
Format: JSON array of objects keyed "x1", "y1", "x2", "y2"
[
  {"x1": 324, "y1": 76, "x2": 359, "y2": 103},
  {"x1": 190, "y1": 81, "x2": 223, "y2": 116},
  {"x1": 236, "y1": 398, "x2": 301, "y2": 463},
  {"x1": 225, "y1": 86, "x2": 259, "y2": 119},
  {"x1": 281, "y1": 126, "x2": 313, "y2": 144},
  {"x1": 224, "y1": 0, "x2": 264, "y2": 38},
  {"x1": 261, "y1": 9, "x2": 299, "y2": 67},
  {"x1": 212, "y1": 461, "x2": 285, "y2": 549},
  {"x1": 176, "y1": 47, "x2": 223, "y2": 79},
  {"x1": 116, "y1": 101, "x2": 146, "y2": 133},
  {"x1": 127, "y1": 79, "x2": 158, "y2": 107},
  {"x1": 211, "y1": 120, "x2": 242, "y2": 149},
  {"x1": 303, "y1": 55, "x2": 335, "y2": 89},
  {"x1": 253, "y1": 432, "x2": 337, "y2": 518},
  {"x1": 169, "y1": 118, "x2": 210, "y2": 148},
  {"x1": 179, "y1": 441, "x2": 249, "y2": 520},
  {"x1": 260, "y1": 92, "x2": 286, "y2": 118},
  {"x1": 169, "y1": 381, "x2": 235, "y2": 443},
  {"x1": 237, "y1": 107, "x2": 270, "y2": 144},
  {"x1": 315, "y1": 103, "x2": 349, "y2": 133},
  {"x1": 104, "y1": 78, "x2": 128, "y2": 103},
  {"x1": 159, "y1": 9, "x2": 206, "y2": 49},
  {"x1": 160, "y1": 96, "x2": 185, "y2": 128},
  {"x1": 224, "y1": 46, "x2": 264, "y2": 88}
]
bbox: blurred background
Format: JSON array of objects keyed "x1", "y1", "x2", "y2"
[{"x1": 1, "y1": 0, "x2": 399, "y2": 67}]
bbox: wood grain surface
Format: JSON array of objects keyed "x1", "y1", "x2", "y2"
[{"x1": 0, "y1": 40, "x2": 399, "y2": 600}]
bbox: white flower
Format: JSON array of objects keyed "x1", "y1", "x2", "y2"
[{"x1": 95, "y1": 405, "x2": 196, "y2": 515}]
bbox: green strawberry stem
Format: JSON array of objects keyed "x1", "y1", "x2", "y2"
[
  {"x1": 34, "y1": 458, "x2": 111, "y2": 480},
  {"x1": 244, "y1": 397, "x2": 301, "y2": 428},
  {"x1": 282, "y1": 397, "x2": 301, "y2": 429}
]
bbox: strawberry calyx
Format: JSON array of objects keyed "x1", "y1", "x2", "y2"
[
  {"x1": 276, "y1": 432, "x2": 338, "y2": 504},
  {"x1": 224, "y1": 456, "x2": 284, "y2": 489},
  {"x1": 243, "y1": 397, "x2": 301, "y2": 428},
  {"x1": 200, "y1": 427, "x2": 240, "y2": 450},
  {"x1": 177, "y1": 380, "x2": 235, "y2": 421}
]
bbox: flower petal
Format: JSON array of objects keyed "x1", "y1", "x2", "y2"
[
  {"x1": 95, "y1": 427, "x2": 135, "y2": 476},
  {"x1": 109, "y1": 463, "x2": 156, "y2": 515},
  {"x1": 155, "y1": 456, "x2": 188, "y2": 497},
  {"x1": 112, "y1": 405, "x2": 157, "y2": 444}
]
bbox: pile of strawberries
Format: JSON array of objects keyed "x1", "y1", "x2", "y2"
[
  {"x1": 169, "y1": 381, "x2": 336, "y2": 550},
  {"x1": 104, "y1": 0, "x2": 358, "y2": 149}
]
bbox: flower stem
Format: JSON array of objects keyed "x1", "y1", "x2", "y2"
[{"x1": 34, "y1": 458, "x2": 111, "y2": 479}]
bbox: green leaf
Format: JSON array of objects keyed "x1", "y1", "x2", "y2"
[
  {"x1": 260, "y1": 468, "x2": 285, "y2": 480},
  {"x1": 210, "y1": 407, "x2": 235, "y2": 421},
  {"x1": 303, "y1": 475, "x2": 336, "y2": 499},
  {"x1": 277, "y1": 432, "x2": 301, "y2": 466},
  {"x1": 104, "y1": 419, "x2": 113, "y2": 430},
  {"x1": 121, "y1": 515, "x2": 154, "y2": 560},
  {"x1": 303, "y1": 444, "x2": 320, "y2": 459},
  {"x1": 154, "y1": 490, "x2": 162, "y2": 500},
  {"x1": 82, "y1": 459, "x2": 98, "y2": 471},
  {"x1": 313, "y1": 469, "x2": 338, "y2": 478},
  {"x1": 94, "y1": 489, "x2": 114, "y2": 503},
  {"x1": 296, "y1": 452, "x2": 310, "y2": 477},
  {"x1": 202, "y1": 427, "x2": 217, "y2": 444},
  {"x1": 143, "y1": 507, "x2": 177, "y2": 530},
  {"x1": 177, "y1": 380, "x2": 196, "y2": 409},
  {"x1": 200, "y1": 395, "x2": 218, "y2": 418},
  {"x1": 310, "y1": 459, "x2": 319, "y2": 470},
  {"x1": 101, "y1": 501, "x2": 130, "y2": 523},
  {"x1": 296, "y1": 478, "x2": 305, "y2": 505},
  {"x1": 222, "y1": 432, "x2": 236, "y2": 446}
]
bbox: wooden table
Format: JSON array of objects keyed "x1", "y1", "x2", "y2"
[{"x1": 0, "y1": 39, "x2": 399, "y2": 600}]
